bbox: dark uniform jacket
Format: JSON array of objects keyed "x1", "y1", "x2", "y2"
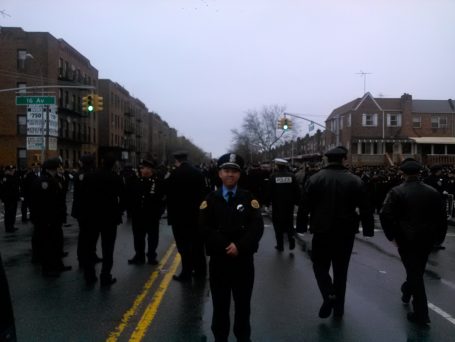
[
  {"x1": 71, "y1": 170, "x2": 93, "y2": 221},
  {"x1": 30, "y1": 171, "x2": 66, "y2": 227},
  {"x1": 127, "y1": 175, "x2": 165, "y2": 220},
  {"x1": 380, "y1": 178, "x2": 447, "y2": 246},
  {"x1": 166, "y1": 162, "x2": 207, "y2": 226},
  {"x1": 0, "y1": 174, "x2": 20, "y2": 203},
  {"x1": 199, "y1": 188, "x2": 264, "y2": 256},
  {"x1": 297, "y1": 163, "x2": 374, "y2": 236},
  {"x1": 267, "y1": 170, "x2": 300, "y2": 222}
]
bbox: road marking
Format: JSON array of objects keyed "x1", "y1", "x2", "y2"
[
  {"x1": 129, "y1": 253, "x2": 181, "y2": 342},
  {"x1": 106, "y1": 243, "x2": 176, "y2": 342},
  {"x1": 428, "y1": 302, "x2": 455, "y2": 325}
]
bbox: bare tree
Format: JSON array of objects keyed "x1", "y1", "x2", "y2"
[{"x1": 232, "y1": 104, "x2": 298, "y2": 161}]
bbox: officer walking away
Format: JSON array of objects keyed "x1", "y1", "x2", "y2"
[
  {"x1": 0, "y1": 252, "x2": 16, "y2": 341},
  {"x1": 267, "y1": 158, "x2": 300, "y2": 252},
  {"x1": 71, "y1": 154, "x2": 101, "y2": 270},
  {"x1": 296, "y1": 146, "x2": 374, "y2": 319},
  {"x1": 166, "y1": 151, "x2": 208, "y2": 282},
  {"x1": 30, "y1": 158, "x2": 71, "y2": 276},
  {"x1": 200, "y1": 153, "x2": 264, "y2": 342},
  {"x1": 20, "y1": 163, "x2": 40, "y2": 223},
  {"x1": 380, "y1": 158, "x2": 447, "y2": 326},
  {"x1": 0, "y1": 166, "x2": 20, "y2": 233},
  {"x1": 127, "y1": 159, "x2": 165, "y2": 265},
  {"x1": 83, "y1": 153, "x2": 125, "y2": 286}
]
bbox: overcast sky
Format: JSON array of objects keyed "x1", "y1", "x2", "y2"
[{"x1": 2, "y1": 0, "x2": 454, "y2": 157}]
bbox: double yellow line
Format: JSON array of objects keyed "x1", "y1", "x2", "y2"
[{"x1": 106, "y1": 243, "x2": 181, "y2": 342}]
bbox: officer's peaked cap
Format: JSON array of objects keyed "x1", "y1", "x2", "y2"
[
  {"x1": 172, "y1": 150, "x2": 188, "y2": 161},
  {"x1": 274, "y1": 158, "x2": 288, "y2": 166},
  {"x1": 325, "y1": 146, "x2": 348, "y2": 158},
  {"x1": 399, "y1": 158, "x2": 422, "y2": 174},
  {"x1": 140, "y1": 159, "x2": 157, "y2": 168},
  {"x1": 42, "y1": 157, "x2": 61, "y2": 170},
  {"x1": 218, "y1": 153, "x2": 244, "y2": 171}
]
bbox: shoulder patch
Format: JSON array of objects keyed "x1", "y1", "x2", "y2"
[
  {"x1": 200, "y1": 200, "x2": 208, "y2": 210},
  {"x1": 251, "y1": 199, "x2": 260, "y2": 209}
]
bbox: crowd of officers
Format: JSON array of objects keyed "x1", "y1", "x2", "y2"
[{"x1": 0, "y1": 148, "x2": 451, "y2": 341}]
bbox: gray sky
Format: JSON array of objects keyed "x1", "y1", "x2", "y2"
[{"x1": 2, "y1": 0, "x2": 455, "y2": 157}]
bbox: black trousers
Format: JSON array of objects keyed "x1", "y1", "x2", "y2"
[
  {"x1": 311, "y1": 233, "x2": 355, "y2": 313},
  {"x1": 131, "y1": 216, "x2": 160, "y2": 260},
  {"x1": 77, "y1": 219, "x2": 99, "y2": 266},
  {"x1": 84, "y1": 223, "x2": 117, "y2": 280},
  {"x1": 209, "y1": 255, "x2": 254, "y2": 342},
  {"x1": 21, "y1": 198, "x2": 30, "y2": 221},
  {"x1": 272, "y1": 214, "x2": 295, "y2": 248},
  {"x1": 398, "y1": 245, "x2": 431, "y2": 319},
  {"x1": 39, "y1": 223, "x2": 64, "y2": 272},
  {"x1": 3, "y1": 200, "x2": 17, "y2": 231},
  {"x1": 172, "y1": 222, "x2": 206, "y2": 277},
  {"x1": 0, "y1": 253, "x2": 16, "y2": 342}
]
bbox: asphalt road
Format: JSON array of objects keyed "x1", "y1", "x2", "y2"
[{"x1": 1, "y1": 209, "x2": 455, "y2": 341}]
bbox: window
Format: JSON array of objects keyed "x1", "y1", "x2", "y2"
[
  {"x1": 17, "y1": 49, "x2": 27, "y2": 69},
  {"x1": 17, "y1": 116, "x2": 27, "y2": 135},
  {"x1": 17, "y1": 82, "x2": 27, "y2": 94},
  {"x1": 387, "y1": 113, "x2": 402, "y2": 127},
  {"x1": 412, "y1": 116, "x2": 421, "y2": 128},
  {"x1": 347, "y1": 113, "x2": 351, "y2": 127},
  {"x1": 434, "y1": 145, "x2": 445, "y2": 154},
  {"x1": 362, "y1": 113, "x2": 377, "y2": 127},
  {"x1": 432, "y1": 116, "x2": 448, "y2": 128}
]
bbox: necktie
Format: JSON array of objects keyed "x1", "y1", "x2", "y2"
[{"x1": 227, "y1": 191, "x2": 234, "y2": 205}]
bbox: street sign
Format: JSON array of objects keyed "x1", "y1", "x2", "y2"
[
  {"x1": 26, "y1": 136, "x2": 45, "y2": 150},
  {"x1": 16, "y1": 96, "x2": 56, "y2": 105},
  {"x1": 26, "y1": 105, "x2": 58, "y2": 136}
]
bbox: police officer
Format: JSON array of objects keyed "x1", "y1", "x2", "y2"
[
  {"x1": 166, "y1": 151, "x2": 208, "y2": 281},
  {"x1": 83, "y1": 153, "x2": 125, "y2": 286},
  {"x1": 30, "y1": 158, "x2": 71, "y2": 276},
  {"x1": 199, "y1": 153, "x2": 264, "y2": 342},
  {"x1": 72, "y1": 154, "x2": 100, "y2": 272},
  {"x1": 297, "y1": 146, "x2": 374, "y2": 319},
  {"x1": 267, "y1": 158, "x2": 300, "y2": 251},
  {"x1": 127, "y1": 159, "x2": 165, "y2": 265},
  {"x1": 20, "y1": 163, "x2": 40, "y2": 223},
  {"x1": 0, "y1": 252, "x2": 16, "y2": 341},
  {"x1": 0, "y1": 166, "x2": 20, "y2": 233},
  {"x1": 380, "y1": 158, "x2": 447, "y2": 325}
]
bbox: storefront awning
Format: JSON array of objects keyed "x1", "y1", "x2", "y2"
[{"x1": 409, "y1": 137, "x2": 455, "y2": 144}]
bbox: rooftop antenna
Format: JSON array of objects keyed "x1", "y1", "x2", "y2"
[{"x1": 356, "y1": 70, "x2": 372, "y2": 94}]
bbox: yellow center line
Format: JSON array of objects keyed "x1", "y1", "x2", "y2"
[
  {"x1": 106, "y1": 243, "x2": 176, "y2": 342},
  {"x1": 128, "y1": 253, "x2": 181, "y2": 342}
]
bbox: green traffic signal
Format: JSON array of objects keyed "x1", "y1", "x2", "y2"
[
  {"x1": 283, "y1": 119, "x2": 289, "y2": 130},
  {"x1": 87, "y1": 96, "x2": 94, "y2": 112}
]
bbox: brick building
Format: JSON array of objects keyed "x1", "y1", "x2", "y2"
[
  {"x1": 325, "y1": 92, "x2": 455, "y2": 166},
  {"x1": 0, "y1": 27, "x2": 98, "y2": 168}
]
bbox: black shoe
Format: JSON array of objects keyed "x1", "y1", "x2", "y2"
[
  {"x1": 100, "y1": 276, "x2": 117, "y2": 287},
  {"x1": 128, "y1": 256, "x2": 145, "y2": 265},
  {"x1": 148, "y1": 258, "x2": 159, "y2": 265},
  {"x1": 59, "y1": 265, "x2": 72, "y2": 272},
  {"x1": 407, "y1": 312, "x2": 430, "y2": 326},
  {"x1": 289, "y1": 238, "x2": 296, "y2": 250},
  {"x1": 319, "y1": 296, "x2": 335, "y2": 318},
  {"x1": 275, "y1": 245, "x2": 284, "y2": 252},
  {"x1": 173, "y1": 274, "x2": 191, "y2": 282}
]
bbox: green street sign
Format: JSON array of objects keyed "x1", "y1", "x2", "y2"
[{"x1": 16, "y1": 96, "x2": 56, "y2": 105}]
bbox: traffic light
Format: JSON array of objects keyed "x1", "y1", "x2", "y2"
[
  {"x1": 282, "y1": 118, "x2": 289, "y2": 130},
  {"x1": 94, "y1": 95, "x2": 104, "y2": 112},
  {"x1": 82, "y1": 95, "x2": 94, "y2": 113}
]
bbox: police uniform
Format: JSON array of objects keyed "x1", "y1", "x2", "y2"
[
  {"x1": 199, "y1": 153, "x2": 264, "y2": 342},
  {"x1": 380, "y1": 158, "x2": 447, "y2": 325},
  {"x1": 0, "y1": 252, "x2": 16, "y2": 341},
  {"x1": 166, "y1": 151, "x2": 208, "y2": 281},
  {"x1": 297, "y1": 146, "x2": 374, "y2": 319},
  {"x1": 30, "y1": 158, "x2": 70, "y2": 276},
  {"x1": 127, "y1": 159, "x2": 165, "y2": 265},
  {"x1": 0, "y1": 166, "x2": 20, "y2": 233},
  {"x1": 267, "y1": 158, "x2": 300, "y2": 251}
]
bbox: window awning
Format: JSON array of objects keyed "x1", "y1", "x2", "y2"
[{"x1": 409, "y1": 137, "x2": 455, "y2": 144}]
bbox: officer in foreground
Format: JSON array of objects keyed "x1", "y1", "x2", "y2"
[
  {"x1": 297, "y1": 146, "x2": 374, "y2": 319},
  {"x1": 0, "y1": 252, "x2": 16, "y2": 341},
  {"x1": 0, "y1": 165, "x2": 20, "y2": 233},
  {"x1": 127, "y1": 159, "x2": 165, "y2": 265},
  {"x1": 267, "y1": 158, "x2": 300, "y2": 252},
  {"x1": 380, "y1": 158, "x2": 447, "y2": 326},
  {"x1": 199, "y1": 153, "x2": 264, "y2": 342}
]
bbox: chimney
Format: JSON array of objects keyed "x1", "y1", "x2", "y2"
[{"x1": 400, "y1": 93, "x2": 413, "y2": 136}]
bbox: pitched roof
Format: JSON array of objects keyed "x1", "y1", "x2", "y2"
[{"x1": 412, "y1": 99, "x2": 455, "y2": 114}]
